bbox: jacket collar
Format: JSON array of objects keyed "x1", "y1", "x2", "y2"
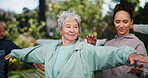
[
  {"x1": 114, "y1": 33, "x2": 136, "y2": 39},
  {"x1": 57, "y1": 37, "x2": 84, "y2": 51},
  {"x1": 74, "y1": 38, "x2": 85, "y2": 51}
]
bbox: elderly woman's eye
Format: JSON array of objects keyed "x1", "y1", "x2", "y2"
[
  {"x1": 74, "y1": 24, "x2": 78, "y2": 28},
  {"x1": 66, "y1": 25, "x2": 71, "y2": 28},
  {"x1": 74, "y1": 26, "x2": 78, "y2": 28}
]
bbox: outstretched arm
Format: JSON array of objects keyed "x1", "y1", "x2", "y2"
[
  {"x1": 83, "y1": 45, "x2": 148, "y2": 71},
  {"x1": 5, "y1": 54, "x2": 44, "y2": 70}
]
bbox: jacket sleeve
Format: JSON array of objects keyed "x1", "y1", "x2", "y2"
[
  {"x1": 134, "y1": 24, "x2": 148, "y2": 34},
  {"x1": 82, "y1": 44, "x2": 137, "y2": 71},
  {"x1": 136, "y1": 43, "x2": 147, "y2": 56},
  {"x1": 10, "y1": 43, "x2": 48, "y2": 64}
]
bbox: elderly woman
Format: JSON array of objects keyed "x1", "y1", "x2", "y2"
[{"x1": 6, "y1": 9, "x2": 148, "y2": 78}]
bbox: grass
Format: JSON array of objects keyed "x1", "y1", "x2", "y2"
[{"x1": 8, "y1": 69, "x2": 36, "y2": 78}]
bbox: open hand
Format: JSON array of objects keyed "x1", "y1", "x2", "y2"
[
  {"x1": 130, "y1": 64, "x2": 144, "y2": 76},
  {"x1": 86, "y1": 34, "x2": 97, "y2": 45},
  {"x1": 5, "y1": 54, "x2": 11, "y2": 60},
  {"x1": 33, "y1": 63, "x2": 44, "y2": 70},
  {"x1": 129, "y1": 53, "x2": 148, "y2": 65}
]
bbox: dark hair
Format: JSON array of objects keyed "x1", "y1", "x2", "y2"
[{"x1": 113, "y1": 0, "x2": 135, "y2": 20}]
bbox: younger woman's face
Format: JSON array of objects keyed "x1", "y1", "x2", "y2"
[{"x1": 114, "y1": 11, "x2": 133, "y2": 35}]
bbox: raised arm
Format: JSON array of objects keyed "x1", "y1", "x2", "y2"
[{"x1": 133, "y1": 24, "x2": 148, "y2": 34}]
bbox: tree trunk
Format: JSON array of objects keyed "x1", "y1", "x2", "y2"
[
  {"x1": 39, "y1": 0, "x2": 46, "y2": 22},
  {"x1": 39, "y1": 0, "x2": 48, "y2": 37}
]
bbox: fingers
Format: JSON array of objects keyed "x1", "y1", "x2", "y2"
[
  {"x1": 128, "y1": 53, "x2": 148, "y2": 65},
  {"x1": 86, "y1": 35, "x2": 97, "y2": 41},
  {"x1": 135, "y1": 55, "x2": 148, "y2": 63},
  {"x1": 86, "y1": 34, "x2": 96, "y2": 39},
  {"x1": 128, "y1": 53, "x2": 136, "y2": 65},
  {"x1": 5, "y1": 54, "x2": 11, "y2": 60},
  {"x1": 138, "y1": 64, "x2": 144, "y2": 68},
  {"x1": 33, "y1": 63, "x2": 38, "y2": 68},
  {"x1": 39, "y1": 65, "x2": 44, "y2": 70},
  {"x1": 130, "y1": 65, "x2": 143, "y2": 75},
  {"x1": 86, "y1": 34, "x2": 97, "y2": 45},
  {"x1": 131, "y1": 68, "x2": 141, "y2": 74},
  {"x1": 33, "y1": 63, "x2": 44, "y2": 70},
  {"x1": 129, "y1": 58, "x2": 135, "y2": 65}
]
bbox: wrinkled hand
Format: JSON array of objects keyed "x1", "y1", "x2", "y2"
[
  {"x1": 86, "y1": 34, "x2": 97, "y2": 45},
  {"x1": 33, "y1": 63, "x2": 44, "y2": 71},
  {"x1": 5, "y1": 54, "x2": 11, "y2": 60},
  {"x1": 30, "y1": 40, "x2": 37, "y2": 46},
  {"x1": 130, "y1": 64, "x2": 144, "y2": 76},
  {"x1": 129, "y1": 53, "x2": 148, "y2": 65}
]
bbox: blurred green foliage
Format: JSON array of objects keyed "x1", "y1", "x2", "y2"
[
  {"x1": 46, "y1": 0, "x2": 104, "y2": 38},
  {"x1": 1, "y1": 8, "x2": 46, "y2": 71},
  {"x1": 8, "y1": 69, "x2": 36, "y2": 78},
  {"x1": 135, "y1": 2, "x2": 148, "y2": 24}
]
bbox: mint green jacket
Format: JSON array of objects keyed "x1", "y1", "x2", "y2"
[{"x1": 10, "y1": 39, "x2": 137, "y2": 78}]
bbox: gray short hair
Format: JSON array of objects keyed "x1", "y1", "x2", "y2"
[{"x1": 57, "y1": 9, "x2": 82, "y2": 32}]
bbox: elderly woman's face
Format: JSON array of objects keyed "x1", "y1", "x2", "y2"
[
  {"x1": 114, "y1": 11, "x2": 133, "y2": 35},
  {"x1": 61, "y1": 19, "x2": 80, "y2": 41}
]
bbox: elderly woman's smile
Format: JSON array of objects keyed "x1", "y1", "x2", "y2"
[{"x1": 61, "y1": 19, "x2": 80, "y2": 46}]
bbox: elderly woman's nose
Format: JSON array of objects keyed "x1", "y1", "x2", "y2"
[{"x1": 69, "y1": 28, "x2": 75, "y2": 32}]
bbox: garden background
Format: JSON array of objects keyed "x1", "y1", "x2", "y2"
[{"x1": 0, "y1": 0, "x2": 147, "y2": 78}]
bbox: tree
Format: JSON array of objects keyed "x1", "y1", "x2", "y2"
[
  {"x1": 39, "y1": 0, "x2": 46, "y2": 22},
  {"x1": 15, "y1": 8, "x2": 46, "y2": 39},
  {"x1": 39, "y1": 0, "x2": 48, "y2": 37},
  {"x1": 134, "y1": 2, "x2": 148, "y2": 24},
  {"x1": 111, "y1": 0, "x2": 140, "y2": 10}
]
